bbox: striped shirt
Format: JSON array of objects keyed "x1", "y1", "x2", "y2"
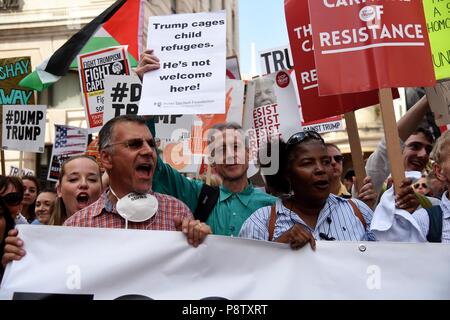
[
  {"x1": 412, "y1": 192, "x2": 450, "y2": 243},
  {"x1": 64, "y1": 189, "x2": 193, "y2": 230},
  {"x1": 239, "y1": 194, "x2": 375, "y2": 241}
]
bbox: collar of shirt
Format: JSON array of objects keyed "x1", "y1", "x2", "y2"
[
  {"x1": 219, "y1": 182, "x2": 254, "y2": 206},
  {"x1": 275, "y1": 194, "x2": 342, "y2": 232},
  {"x1": 441, "y1": 191, "x2": 450, "y2": 219}
]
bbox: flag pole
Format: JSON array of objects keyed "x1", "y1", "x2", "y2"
[
  {"x1": 378, "y1": 88, "x2": 405, "y2": 192},
  {"x1": 344, "y1": 111, "x2": 366, "y2": 191}
]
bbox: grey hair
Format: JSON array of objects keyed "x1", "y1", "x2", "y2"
[{"x1": 98, "y1": 115, "x2": 147, "y2": 152}]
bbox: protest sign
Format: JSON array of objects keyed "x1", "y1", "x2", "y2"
[
  {"x1": 259, "y1": 45, "x2": 344, "y2": 133},
  {"x1": 285, "y1": 0, "x2": 382, "y2": 122},
  {"x1": 226, "y1": 56, "x2": 241, "y2": 80},
  {"x1": 78, "y1": 46, "x2": 131, "y2": 132},
  {"x1": 2, "y1": 105, "x2": 46, "y2": 153},
  {"x1": 8, "y1": 165, "x2": 34, "y2": 177},
  {"x1": 308, "y1": 0, "x2": 435, "y2": 95},
  {"x1": 243, "y1": 71, "x2": 302, "y2": 162},
  {"x1": 1, "y1": 225, "x2": 450, "y2": 300},
  {"x1": 103, "y1": 74, "x2": 142, "y2": 124},
  {"x1": 139, "y1": 11, "x2": 226, "y2": 115},
  {"x1": 0, "y1": 56, "x2": 35, "y2": 105},
  {"x1": 423, "y1": 0, "x2": 450, "y2": 80},
  {"x1": 426, "y1": 80, "x2": 450, "y2": 126},
  {"x1": 47, "y1": 125, "x2": 88, "y2": 182}
]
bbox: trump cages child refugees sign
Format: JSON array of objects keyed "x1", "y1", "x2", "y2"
[
  {"x1": 2, "y1": 105, "x2": 46, "y2": 153},
  {"x1": 78, "y1": 46, "x2": 131, "y2": 132},
  {"x1": 139, "y1": 11, "x2": 226, "y2": 115},
  {"x1": 308, "y1": 0, "x2": 436, "y2": 95}
]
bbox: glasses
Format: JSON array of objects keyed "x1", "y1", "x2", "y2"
[
  {"x1": 332, "y1": 155, "x2": 344, "y2": 163},
  {"x1": 1, "y1": 192, "x2": 23, "y2": 206},
  {"x1": 105, "y1": 138, "x2": 156, "y2": 151},
  {"x1": 287, "y1": 130, "x2": 324, "y2": 147},
  {"x1": 413, "y1": 183, "x2": 428, "y2": 189}
]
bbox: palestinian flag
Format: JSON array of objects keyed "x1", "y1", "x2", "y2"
[{"x1": 20, "y1": 0, "x2": 144, "y2": 91}]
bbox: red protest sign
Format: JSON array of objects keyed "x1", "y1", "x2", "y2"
[
  {"x1": 308, "y1": 0, "x2": 436, "y2": 95},
  {"x1": 285, "y1": 0, "x2": 383, "y2": 122}
]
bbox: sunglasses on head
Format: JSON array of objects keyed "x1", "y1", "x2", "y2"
[
  {"x1": 287, "y1": 130, "x2": 324, "y2": 147},
  {"x1": 1, "y1": 192, "x2": 23, "y2": 206},
  {"x1": 413, "y1": 182, "x2": 428, "y2": 189}
]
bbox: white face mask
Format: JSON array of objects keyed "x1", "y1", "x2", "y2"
[{"x1": 110, "y1": 188, "x2": 158, "y2": 227}]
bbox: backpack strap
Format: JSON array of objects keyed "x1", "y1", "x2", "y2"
[
  {"x1": 268, "y1": 204, "x2": 277, "y2": 241},
  {"x1": 193, "y1": 184, "x2": 220, "y2": 222},
  {"x1": 348, "y1": 199, "x2": 367, "y2": 230},
  {"x1": 425, "y1": 205, "x2": 443, "y2": 243}
]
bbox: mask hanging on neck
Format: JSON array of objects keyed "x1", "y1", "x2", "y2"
[{"x1": 110, "y1": 188, "x2": 158, "y2": 229}]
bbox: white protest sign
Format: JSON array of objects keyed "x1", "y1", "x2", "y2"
[
  {"x1": 47, "y1": 124, "x2": 88, "y2": 182},
  {"x1": 1, "y1": 225, "x2": 450, "y2": 300},
  {"x1": 259, "y1": 45, "x2": 344, "y2": 134},
  {"x1": 426, "y1": 80, "x2": 450, "y2": 126},
  {"x1": 78, "y1": 46, "x2": 131, "y2": 132},
  {"x1": 243, "y1": 71, "x2": 302, "y2": 148},
  {"x1": 103, "y1": 74, "x2": 142, "y2": 124},
  {"x1": 2, "y1": 105, "x2": 46, "y2": 153},
  {"x1": 226, "y1": 56, "x2": 241, "y2": 80},
  {"x1": 8, "y1": 165, "x2": 34, "y2": 177},
  {"x1": 139, "y1": 11, "x2": 226, "y2": 115}
]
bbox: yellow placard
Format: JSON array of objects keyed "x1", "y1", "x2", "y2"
[{"x1": 424, "y1": 0, "x2": 450, "y2": 80}]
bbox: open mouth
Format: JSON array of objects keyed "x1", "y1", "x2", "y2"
[
  {"x1": 76, "y1": 193, "x2": 90, "y2": 207},
  {"x1": 136, "y1": 163, "x2": 152, "y2": 179},
  {"x1": 313, "y1": 180, "x2": 330, "y2": 190}
]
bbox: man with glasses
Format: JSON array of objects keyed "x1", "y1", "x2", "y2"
[{"x1": 326, "y1": 144, "x2": 350, "y2": 198}]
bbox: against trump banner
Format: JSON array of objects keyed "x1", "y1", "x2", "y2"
[
  {"x1": 285, "y1": 0, "x2": 382, "y2": 122},
  {"x1": 2, "y1": 105, "x2": 46, "y2": 153},
  {"x1": 139, "y1": 11, "x2": 226, "y2": 115},
  {"x1": 308, "y1": 0, "x2": 436, "y2": 95},
  {"x1": 423, "y1": 0, "x2": 450, "y2": 80},
  {"x1": 0, "y1": 56, "x2": 35, "y2": 105},
  {"x1": 1, "y1": 225, "x2": 450, "y2": 300},
  {"x1": 78, "y1": 46, "x2": 131, "y2": 132}
]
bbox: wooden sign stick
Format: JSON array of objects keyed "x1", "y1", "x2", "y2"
[
  {"x1": 378, "y1": 88, "x2": 405, "y2": 192},
  {"x1": 344, "y1": 111, "x2": 366, "y2": 191}
]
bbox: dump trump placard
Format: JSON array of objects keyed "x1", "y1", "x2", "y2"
[
  {"x1": 2, "y1": 105, "x2": 46, "y2": 153},
  {"x1": 139, "y1": 11, "x2": 226, "y2": 115}
]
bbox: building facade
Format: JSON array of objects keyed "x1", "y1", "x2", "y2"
[{"x1": 0, "y1": 0, "x2": 239, "y2": 180}]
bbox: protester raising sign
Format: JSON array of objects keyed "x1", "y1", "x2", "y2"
[
  {"x1": 308, "y1": 0, "x2": 436, "y2": 95},
  {"x1": 285, "y1": 0, "x2": 382, "y2": 122},
  {"x1": 78, "y1": 46, "x2": 131, "y2": 132},
  {"x1": 423, "y1": 0, "x2": 450, "y2": 80},
  {"x1": 2, "y1": 105, "x2": 46, "y2": 153},
  {"x1": 103, "y1": 74, "x2": 142, "y2": 124},
  {"x1": 47, "y1": 124, "x2": 88, "y2": 182},
  {"x1": 139, "y1": 11, "x2": 226, "y2": 115}
]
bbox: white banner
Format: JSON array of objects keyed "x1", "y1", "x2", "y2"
[
  {"x1": 1, "y1": 225, "x2": 449, "y2": 300},
  {"x1": 139, "y1": 11, "x2": 226, "y2": 115},
  {"x1": 103, "y1": 74, "x2": 142, "y2": 124},
  {"x1": 78, "y1": 46, "x2": 131, "y2": 132},
  {"x1": 2, "y1": 104, "x2": 46, "y2": 153}
]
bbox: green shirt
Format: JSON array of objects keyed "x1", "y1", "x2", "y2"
[{"x1": 148, "y1": 119, "x2": 276, "y2": 236}]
